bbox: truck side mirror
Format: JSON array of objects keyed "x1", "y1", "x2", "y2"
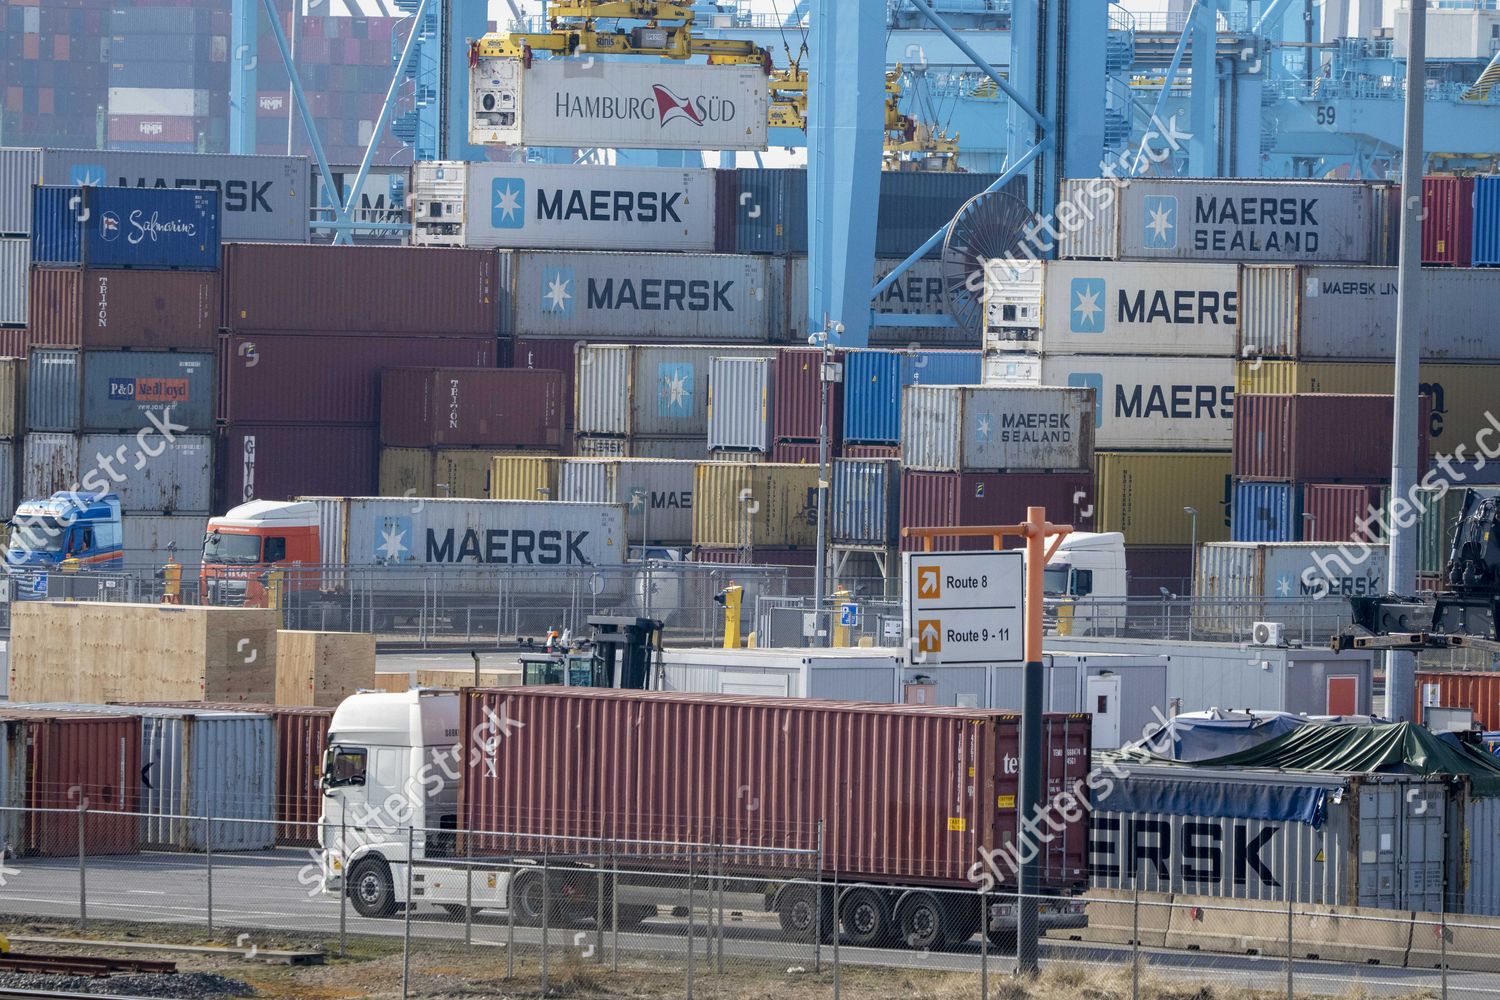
[{"x1": 1074, "y1": 569, "x2": 1094, "y2": 597}]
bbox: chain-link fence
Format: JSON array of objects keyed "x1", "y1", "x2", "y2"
[{"x1": 2, "y1": 804, "x2": 1500, "y2": 999}]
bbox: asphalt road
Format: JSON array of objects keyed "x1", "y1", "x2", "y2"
[{"x1": 0, "y1": 850, "x2": 1495, "y2": 998}]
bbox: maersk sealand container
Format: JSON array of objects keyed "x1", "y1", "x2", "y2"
[
  {"x1": 842, "y1": 349, "x2": 982, "y2": 444},
  {"x1": 31, "y1": 186, "x2": 220, "y2": 270}
]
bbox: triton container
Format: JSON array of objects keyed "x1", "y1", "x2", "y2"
[
  {"x1": 26, "y1": 268, "x2": 220, "y2": 350},
  {"x1": 378, "y1": 368, "x2": 564, "y2": 450},
  {"x1": 31, "y1": 186, "x2": 220, "y2": 270}
]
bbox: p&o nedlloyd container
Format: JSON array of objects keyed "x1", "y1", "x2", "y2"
[
  {"x1": 901, "y1": 384, "x2": 1094, "y2": 473},
  {"x1": 1193, "y1": 541, "x2": 1388, "y2": 635},
  {"x1": 469, "y1": 58, "x2": 769, "y2": 151},
  {"x1": 575, "y1": 344, "x2": 779, "y2": 440},
  {"x1": 411, "y1": 161, "x2": 715, "y2": 251},
  {"x1": 983, "y1": 260, "x2": 1239, "y2": 356},
  {"x1": 1057, "y1": 178, "x2": 1381, "y2": 264}
]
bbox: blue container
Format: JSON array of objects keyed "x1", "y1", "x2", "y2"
[
  {"x1": 1231, "y1": 480, "x2": 1302, "y2": 543},
  {"x1": 1475, "y1": 176, "x2": 1500, "y2": 268},
  {"x1": 31, "y1": 185, "x2": 221, "y2": 270},
  {"x1": 831, "y1": 459, "x2": 900, "y2": 547},
  {"x1": 842, "y1": 349, "x2": 982, "y2": 444}
]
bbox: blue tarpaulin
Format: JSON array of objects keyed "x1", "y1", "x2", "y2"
[{"x1": 1096, "y1": 774, "x2": 1330, "y2": 827}]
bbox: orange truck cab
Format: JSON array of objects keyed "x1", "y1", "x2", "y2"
[{"x1": 201, "y1": 500, "x2": 322, "y2": 607}]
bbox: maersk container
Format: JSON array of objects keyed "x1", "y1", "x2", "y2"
[
  {"x1": 831, "y1": 458, "x2": 899, "y2": 547},
  {"x1": 983, "y1": 260, "x2": 1239, "y2": 356},
  {"x1": 21, "y1": 433, "x2": 79, "y2": 498},
  {"x1": 122, "y1": 514, "x2": 209, "y2": 564},
  {"x1": 1193, "y1": 541, "x2": 1388, "y2": 634},
  {"x1": 575, "y1": 344, "x2": 779, "y2": 439},
  {"x1": 785, "y1": 257, "x2": 977, "y2": 346},
  {"x1": 510, "y1": 251, "x2": 777, "y2": 342},
  {"x1": 38, "y1": 148, "x2": 310, "y2": 243},
  {"x1": 81, "y1": 350, "x2": 214, "y2": 434},
  {"x1": 1058, "y1": 178, "x2": 1379, "y2": 264},
  {"x1": 1422, "y1": 175, "x2": 1475, "y2": 267},
  {"x1": 557, "y1": 458, "x2": 697, "y2": 545},
  {"x1": 31, "y1": 186, "x2": 220, "y2": 270},
  {"x1": 0, "y1": 147, "x2": 42, "y2": 235},
  {"x1": 78, "y1": 433, "x2": 211, "y2": 513},
  {"x1": 1476, "y1": 176, "x2": 1500, "y2": 268},
  {"x1": 411, "y1": 161, "x2": 716, "y2": 251},
  {"x1": 1230, "y1": 480, "x2": 1301, "y2": 543},
  {"x1": 902, "y1": 384, "x2": 1094, "y2": 473},
  {"x1": 1237, "y1": 264, "x2": 1500, "y2": 361},
  {"x1": 843, "y1": 349, "x2": 983, "y2": 444},
  {"x1": 1090, "y1": 766, "x2": 1448, "y2": 910},
  {"x1": 987, "y1": 353, "x2": 1235, "y2": 450},
  {"x1": 706, "y1": 356, "x2": 772, "y2": 454},
  {"x1": 0, "y1": 239, "x2": 28, "y2": 326}
]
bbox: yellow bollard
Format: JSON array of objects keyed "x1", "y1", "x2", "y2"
[
  {"x1": 716, "y1": 583, "x2": 743, "y2": 649},
  {"x1": 161, "y1": 560, "x2": 182, "y2": 604},
  {"x1": 266, "y1": 569, "x2": 284, "y2": 610},
  {"x1": 832, "y1": 587, "x2": 852, "y2": 647},
  {"x1": 1055, "y1": 601, "x2": 1075, "y2": 637}
]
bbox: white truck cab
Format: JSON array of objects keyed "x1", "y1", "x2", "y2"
[{"x1": 1039, "y1": 531, "x2": 1127, "y2": 636}]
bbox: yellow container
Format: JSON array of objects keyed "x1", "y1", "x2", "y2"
[
  {"x1": 1236, "y1": 361, "x2": 1500, "y2": 457},
  {"x1": 488, "y1": 454, "x2": 560, "y2": 501},
  {"x1": 378, "y1": 448, "x2": 432, "y2": 498},
  {"x1": 436, "y1": 450, "x2": 494, "y2": 498},
  {"x1": 382, "y1": 448, "x2": 515, "y2": 499},
  {"x1": 1093, "y1": 451, "x2": 1232, "y2": 546},
  {"x1": 692, "y1": 462, "x2": 820, "y2": 549}
]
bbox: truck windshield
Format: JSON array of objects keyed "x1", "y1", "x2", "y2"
[
  {"x1": 1043, "y1": 564, "x2": 1071, "y2": 597},
  {"x1": 203, "y1": 532, "x2": 262, "y2": 564},
  {"x1": 7, "y1": 517, "x2": 68, "y2": 556}
]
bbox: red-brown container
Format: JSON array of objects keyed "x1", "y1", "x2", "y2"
[
  {"x1": 223, "y1": 243, "x2": 503, "y2": 335},
  {"x1": 1234, "y1": 394, "x2": 1431, "y2": 483},
  {"x1": 459, "y1": 687, "x2": 1092, "y2": 890},
  {"x1": 1422, "y1": 176, "x2": 1475, "y2": 267},
  {"x1": 843, "y1": 443, "x2": 900, "y2": 460},
  {"x1": 513, "y1": 338, "x2": 579, "y2": 450},
  {"x1": 379, "y1": 367, "x2": 563, "y2": 449},
  {"x1": 1413, "y1": 671, "x2": 1500, "y2": 730},
  {"x1": 770, "y1": 440, "x2": 821, "y2": 465},
  {"x1": 27, "y1": 268, "x2": 221, "y2": 350},
  {"x1": 0, "y1": 711, "x2": 140, "y2": 857},
  {"x1": 221, "y1": 333, "x2": 496, "y2": 424},
  {"x1": 772, "y1": 348, "x2": 843, "y2": 446},
  {"x1": 899, "y1": 470, "x2": 1096, "y2": 552},
  {"x1": 220, "y1": 423, "x2": 378, "y2": 504},
  {"x1": 1123, "y1": 545, "x2": 1194, "y2": 598},
  {"x1": 0, "y1": 328, "x2": 30, "y2": 358},
  {"x1": 128, "y1": 702, "x2": 333, "y2": 847},
  {"x1": 1301, "y1": 483, "x2": 1386, "y2": 542}
]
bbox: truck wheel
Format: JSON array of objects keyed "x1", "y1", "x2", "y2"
[
  {"x1": 776, "y1": 884, "x2": 832, "y2": 942},
  {"x1": 839, "y1": 887, "x2": 891, "y2": 948},
  {"x1": 348, "y1": 859, "x2": 396, "y2": 918},
  {"x1": 509, "y1": 870, "x2": 547, "y2": 926},
  {"x1": 897, "y1": 892, "x2": 949, "y2": 951}
]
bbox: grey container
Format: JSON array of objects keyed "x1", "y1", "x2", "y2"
[
  {"x1": 573, "y1": 435, "x2": 708, "y2": 461},
  {"x1": 78, "y1": 434, "x2": 212, "y2": 513},
  {"x1": 902, "y1": 384, "x2": 1095, "y2": 472},
  {"x1": 21, "y1": 433, "x2": 77, "y2": 498},
  {"x1": 80, "y1": 351, "x2": 215, "y2": 434},
  {"x1": 511, "y1": 251, "x2": 777, "y2": 342},
  {"x1": 0, "y1": 148, "x2": 42, "y2": 236},
  {"x1": 39, "y1": 149, "x2": 310, "y2": 244},
  {"x1": 575, "y1": 344, "x2": 779, "y2": 439},
  {"x1": 25, "y1": 349, "x2": 80, "y2": 432},
  {"x1": 122, "y1": 514, "x2": 208, "y2": 565},
  {"x1": 0, "y1": 239, "x2": 28, "y2": 325},
  {"x1": 0, "y1": 440, "x2": 16, "y2": 519},
  {"x1": 557, "y1": 457, "x2": 697, "y2": 544},
  {"x1": 831, "y1": 458, "x2": 899, "y2": 548},
  {"x1": 707, "y1": 356, "x2": 772, "y2": 453},
  {"x1": 786, "y1": 256, "x2": 975, "y2": 347}
]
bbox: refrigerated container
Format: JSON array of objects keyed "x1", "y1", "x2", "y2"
[
  {"x1": 558, "y1": 458, "x2": 696, "y2": 545},
  {"x1": 899, "y1": 469, "x2": 1096, "y2": 552},
  {"x1": 1093, "y1": 452, "x2": 1232, "y2": 546},
  {"x1": 0, "y1": 239, "x2": 27, "y2": 326},
  {"x1": 1234, "y1": 393, "x2": 1429, "y2": 482},
  {"x1": 411, "y1": 161, "x2": 715, "y2": 251},
  {"x1": 31, "y1": 186, "x2": 220, "y2": 270},
  {"x1": 706, "y1": 355, "x2": 772, "y2": 454},
  {"x1": 26, "y1": 268, "x2": 220, "y2": 350},
  {"x1": 1422, "y1": 175, "x2": 1475, "y2": 267},
  {"x1": 1193, "y1": 541, "x2": 1387, "y2": 633},
  {"x1": 831, "y1": 459, "x2": 900, "y2": 548},
  {"x1": 692, "y1": 462, "x2": 818, "y2": 549},
  {"x1": 574, "y1": 344, "x2": 778, "y2": 439},
  {"x1": 1231, "y1": 481, "x2": 1301, "y2": 543},
  {"x1": 983, "y1": 260, "x2": 1239, "y2": 356},
  {"x1": 901, "y1": 384, "x2": 1094, "y2": 472},
  {"x1": 379, "y1": 368, "x2": 563, "y2": 450},
  {"x1": 843, "y1": 349, "x2": 982, "y2": 444}
]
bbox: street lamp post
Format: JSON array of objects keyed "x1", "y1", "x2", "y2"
[
  {"x1": 1302, "y1": 511, "x2": 1316, "y2": 542},
  {"x1": 1183, "y1": 506, "x2": 1198, "y2": 640}
]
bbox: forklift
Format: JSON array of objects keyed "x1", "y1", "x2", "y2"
[{"x1": 519, "y1": 615, "x2": 666, "y2": 689}]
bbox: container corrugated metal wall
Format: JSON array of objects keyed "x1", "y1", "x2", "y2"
[
  {"x1": 1476, "y1": 176, "x2": 1500, "y2": 268},
  {"x1": 31, "y1": 186, "x2": 220, "y2": 270},
  {"x1": 1093, "y1": 452, "x2": 1232, "y2": 546},
  {"x1": 80, "y1": 351, "x2": 215, "y2": 433},
  {"x1": 459, "y1": 688, "x2": 1092, "y2": 890},
  {"x1": 831, "y1": 459, "x2": 899, "y2": 547},
  {"x1": 576, "y1": 344, "x2": 779, "y2": 440},
  {"x1": 1, "y1": 712, "x2": 140, "y2": 857},
  {"x1": 1301, "y1": 484, "x2": 1384, "y2": 543},
  {"x1": 1422, "y1": 176, "x2": 1475, "y2": 267},
  {"x1": 1415, "y1": 672, "x2": 1500, "y2": 730},
  {"x1": 79, "y1": 434, "x2": 212, "y2": 513},
  {"x1": 1234, "y1": 393, "x2": 1428, "y2": 482},
  {"x1": 707, "y1": 356, "x2": 772, "y2": 454},
  {"x1": 0, "y1": 239, "x2": 28, "y2": 326},
  {"x1": 0, "y1": 719, "x2": 23, "y2": 854},
  {"x1": 0, "y1": 357, "x2": 24, "y2": 440},
  {"x1": 1193, "y1": 542, "x2": 1388, "y2": 633},
  {"x1": 0, "y1": 441, "x2": 17, "y2": 519},
  {"x1": 1231, "y1": 481, "x2": 1301, "y2": 542},
  {"x1": 487, "y1": 455, "x2": 560, "y2": 501},
  {"x1": 843, "y1": 349, "x2": 982, "y2": 444},
  {"x1": 122, "y1": 515, "x2": 208, "y2": 564},
  {"x1": 899, "y1": 470, "x2": 1096, "y2": 552},
  {"x1": 25, "y1": 348, "x2": 78, "y2": 431},
  {"x1": 0, "y1": 148, "x2": 42, "y2": 235},
  {"x1": 21, "y1": 433, "x2": 78, "y2": 498},
  {"x1": 27, "y1": 268, "x2": 221, "y2": 351},
  {"x1": 1235, "y1": 264, "x2": 1299, "y2": 359},
  {"x1": 772, "y1": 347, "x2": 843, "y2": 444},
  {"x1": 693, "y1": 462, "x2": 819, "y2": 549},
  {"x1": 902, "y1": 385, "x2": 1094, "y2": 472},
  {"x1": 223, "y1": 424, "x2": 378, "y2": 504},
  {"x1": 785, "y1": 258, "x2": 974, "y2": 346},
  {"x1": 573, "y1": 345, "x2": 630, "y2": 438},
  {"x1": 558, "y1": 458, "x2": 697, "y2": 544},
  {"x1": 379, "y1": 368, "x2": 564, "y2": 449}
]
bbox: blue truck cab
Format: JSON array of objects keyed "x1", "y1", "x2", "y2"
[{"x1": 6, "y1": 493, "x2": 124, "y2": 570}]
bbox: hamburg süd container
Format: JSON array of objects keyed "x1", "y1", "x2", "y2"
[
  {"x1": 31, "y1": 186, "x2": 220, "y2": 270},
  {"x1": 1193, "y1": 541, "x2": 1388, "y2": 634},
  {"x1": 831, "y1": 458, "x2": 900, "y2": 548},
  {"x1": 0, "y1": 147, "x2": 42, "y2": 236},
  {"x1": 1422, "y1": 175, "x2": 1475, "y2": 267},
  {"x1": 574, "y1": 344, "x2": 778, "y2": 440},
  {"x1": 224, "y1": 243, "x2": 503, "y2": 335},
  {"x1": 772, "y1": 347, "x2": 844, "y2": 445},
  {"x1": 983, "y1": 259, "x2": 1239, "y2": 356},
  {"x1": 411, "y1": 161, "x2": 715, "y2": 251},
  {"x1": 510, "y1": 251, "x2": 777, "y2": 342},
  {"x1": 1301, "y1": 483, "x2": 1385, "y2": 543},
  {"x1": 1475, "y1": 176, "x2": 1500, "y2": 268},
  {"x1": 459, "y1": 687, "x2": 1092, "y2": 891},
  {"x1": 706, "y1": 355, "x2": 772, "y2": 454},
  {"x1": 122, "y1": 514, "x2": 209, "y2": 564},
  {"x1": 79, "y1": 433, "x2": 212, "y2": 513},
  {"x1": 26, "y1": 267, "x2": 220, "y2": 350},
  {"x1": 901, "y1": 384, "x2": 1094, "y2": 473},
  {"x1": 377, "y1": 448, "x2": 493, "y2": 500},
  {"x1": 1230, "y1": 480, "x2": 1301, "y2": 543},
  {"x1": 0, "y1": 238, "x2": 27, "y2": 326},
  {"x1": 486, "y1": 454, "x2": 561, "y2": 502},
  {"x1": 1057, "y1": 177, "x2": 1379, "y2": 264},
  {"x1": 223, "y1": 423, "x2": 377, "y2": 504},
  {"x1": 379, "y1": 368, "x2": 564, "y2": 450},
  {"x1": 843, "y1": 349, "x2": 983, "y2": 444},
  {"x1": 558, "y1": 458, "x2": 696, "y2": 545},
  {"x1": 21, "y1": 432, "x2": 79, "y2": 499},
  {"x1": 785, "y1": 257, "x2": 977, "y2": 346},
  {"x1": 987, "y1": 353, "x2": 1235, "y2": 451},
  {"x1": 899, "y1": 469, "x2": 1096, "y2": 552},
  {"x1": 1233, "y1": 393, "x2": 1430, "y2": 482},
  {"x1": 1092, "y1": 451, "x2": 1232, "y2": 547},
  {"x1": 38, "y1": 148, "x2": 310, "y2": 243},
  {"x1": 0, "y1": 711, "x2": 140, "y2": 857},
  {"x1": 693, "y1": 462, "x2": 818, "y2": 549}
]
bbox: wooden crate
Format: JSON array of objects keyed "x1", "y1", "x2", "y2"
[
  {"x1": 414, "y1": 667, "x2": 523, "y2": 689},
  {"x1": 372, "y1": 673, "x2": 412, "y2": 694},
  {"x1": 275, "y1": 630, "x2": 376, "y2": 707},
  {"x1": 10, "y1": 602, "x2": 279, "y2": 703}
]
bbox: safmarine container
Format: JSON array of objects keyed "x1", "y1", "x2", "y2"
[
  {"x1": 1301, "y1": 483, "x2": 1385, "y2": 543},
  {"x1": 1093, "y1": 451, "x2": 1232, "y2": 546},
  {"x1": 38, "y1": 149, "x2": 310, "y2": 244},
  {"x1": 693, "y1": 462, "x2": 819, "y2": 549},
  {"x1": 21, "y1": 433, "x2": 78, "y2": 498},
  {"x1": 771, "y1": 347, "x2": 843, "y2": 445},
  {"x1": 26, "y1": 267, "x2": 220, "y2": 350},
  {"x1": 379, "y1": 368, "x2": 563, "y2": 450},
  {"x1": 1193, "y1": 541, "x2": 1388, "y2": 633},
  {"x1": 785, "y1": 257, "x2": 977, "y2": 346},
  {"x1": 574, "y1": 344, "x2": 778, "y2": 439},
  {"x1": 222, "y1": 424, "x2": 377, "y2": 504},
  {"x1": 81, "y1": 350, "x2": 214, "y2": 433},
  {"x1": 1234, "y1": 394, "x2": 1430, "y2": 482},
  {"x1": 831, "y1": 458, "x2": 899, "y2": 547},
  {"x1": 983, "y1": 259, "x2": 1239, "y2": 356},
  {"x1": 1231, "y1": 481, "x2": 1301, "y2": 543},
  {"x1": 901, "y1": 384, "x2": 1094, "y2": 472},
  {"x1": 843, "y1": 349, "x2": 983, "y2": 444},
  {"x1": 0, "y1": 710, "x2": 140, "y2": 857},
  {"x1": 79, "y1": 433, "x2": 212, "y2": 513},
  {"x1": 460, "y1": 687, "x2": 1092, "y2": 891},
  {"x1": 898, "y1": 470, "x2": 1096, "y2": 552},
  {"x1": 707, "y1": 356, "x2": 772, "y2": 454},
  {"x1": 558, "y1": 458, "x2": 696, "y2": 544},
  {"x1": 1422, "y1": 175, "x2": 1475, "y2": 267},
  {"x1": 1476, "y1": 176, "x2": 1500, "y2": 267},
  {"x1": 0, "y1": 238, "x2": 27, "y2": 325},
  {"x1": 0, "y1": 147, "x2": 42, "y2": 235},
  {"x1": 510, "y1": 251, "x2": 777, "y2": 342},
  {"x1": 31, "y1": 186, "x2": 220, "y2": 270}
]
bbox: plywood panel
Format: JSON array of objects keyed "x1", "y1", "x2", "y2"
[
  {"x1": 415, "y1": 667, "x2": 523, "y2": 689},
  {"x1": 275, "y1": 630, "x2": 376, "y2": 707}
]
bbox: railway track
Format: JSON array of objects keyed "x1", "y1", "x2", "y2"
[{"x1": 0, "y1": 952, "x2": 175, "y2": 977}]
